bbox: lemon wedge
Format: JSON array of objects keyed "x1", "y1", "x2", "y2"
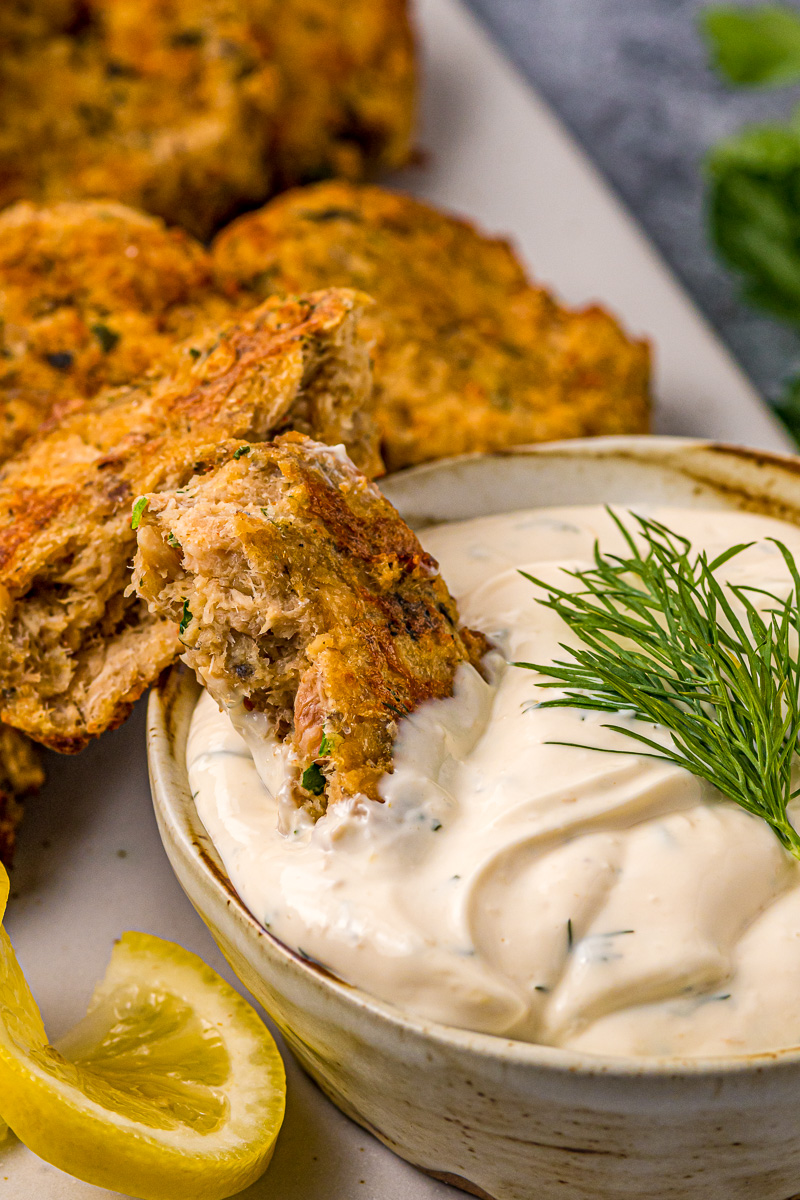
[{"x1": 0, "y1": 923, "x2": 285, "y2": 1200}]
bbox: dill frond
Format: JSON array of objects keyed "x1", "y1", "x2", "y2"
[{"x1": 515, "y1": 509, "x2": 800, "y2": 858}]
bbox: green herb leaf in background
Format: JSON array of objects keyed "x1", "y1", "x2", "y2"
[
  {"x1": 702, "y1": 5, "x2": 800, "y2": 87},
  {"x1": 775, "y1": 369, "x2": 800, "y2": 440},
  {"x1": 702, "y1": 3, "x2": 800, "y2": 444},
  {"x1": 707, "y1": 111, "x2": 800, "y2": 325},
  {"x1": 515, "y1": 510, "x2": 800, "y2": 859}
]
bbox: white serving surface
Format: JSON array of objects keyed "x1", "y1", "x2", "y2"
[{"x1": 1, "y1": 0, "x2": 793, "y2": 1197}]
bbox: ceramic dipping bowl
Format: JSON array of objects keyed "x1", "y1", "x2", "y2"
[{"x1": 147, "y1": 436, "x2": 800, "y2": 1200}]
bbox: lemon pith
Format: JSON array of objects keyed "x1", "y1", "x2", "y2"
[{"x1": 0, "y1": 926, "x2": 286, "y2": 1200}]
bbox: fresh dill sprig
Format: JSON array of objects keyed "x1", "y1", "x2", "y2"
[{"x1": 515, "y1": 509, "x2": 800, "y2": 858}]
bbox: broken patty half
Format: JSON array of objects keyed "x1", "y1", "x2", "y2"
[
  {"x1": 132, "y1": 432, "x2": 487, "y2": 816},
  {"x1": 0, "y1": 289, "x2": 375, "y2": 753}
]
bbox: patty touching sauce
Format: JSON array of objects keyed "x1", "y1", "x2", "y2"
[{"x1": 188, "y1": 505, "x2": 800, "y2": 1058}]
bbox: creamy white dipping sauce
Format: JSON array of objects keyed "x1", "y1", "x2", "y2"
[{"x1": 187, "y1": 504, "x2": 800, "y2": 1058}]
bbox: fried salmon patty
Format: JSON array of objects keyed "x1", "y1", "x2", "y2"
[
  {"x1": 0, "y1": 289, "x2": 376, "y2": 752},
  {"x1": 0, "y1": 200, "x2": 234, "y2": 462},
  {"x1": 213, "y1": 182, "x2": 652, "y2": 470},
  {"x1": 0, "y1": 0, "x2": 416, "y2": 239},
  {"x1": 133, "y1": 433, "x2": 487, "y2": 815}
]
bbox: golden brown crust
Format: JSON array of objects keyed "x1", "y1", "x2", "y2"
[
  {"x1": 133, "y1": 432, "x2": 486, "y2": 813},
  {"x1": 0, "y1": 289, "x2": 376, "y2": 751},
  {"x1": 0, "y1": 1, "x2": 416, "y2": 239},
  {"x1": 0, "y1": 0, "x2": 80, "y2": 47},
  {"x1": 264, "y1": 0, "x2": 416, "y2": 190},
  {"x1": 213, "y1": 181, "x2": 652, "y2": 470},
  {"x1": 0, "y1": 200, "x2": 235, "y2": 462}
]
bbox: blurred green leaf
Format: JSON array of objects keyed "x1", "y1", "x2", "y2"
[
  {"x1": 775, "y1": 370, "x2": 800, "y2": 443},
  {"x1": 707, "y1": 108, "x2": 800, "y2": 323},
  {"x1": 702, "y1": 5, "x2": 800, "y2": 86}
]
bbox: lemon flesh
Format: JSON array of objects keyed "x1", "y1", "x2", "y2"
[{"x1": 0, "y1": 927, "x2": 285, "y2": 1200}]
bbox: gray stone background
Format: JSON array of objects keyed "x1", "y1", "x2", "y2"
[{"x1": 462, "y1": 0, "x2": 800, "y2": 410}]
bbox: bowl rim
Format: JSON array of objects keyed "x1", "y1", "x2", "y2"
[{"x1": 148, "y1": 434, "x2": 800, "y2": 1081}]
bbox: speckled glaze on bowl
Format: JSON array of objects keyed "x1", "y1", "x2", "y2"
[{"x1": 148, "y1": 437, "x2": 800, "y2": 1200}]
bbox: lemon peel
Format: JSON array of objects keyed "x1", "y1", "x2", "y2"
[{"x1": 0, "y1": 927, "x2": 285, "y2": 1200}]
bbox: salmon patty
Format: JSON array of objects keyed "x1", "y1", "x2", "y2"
[
  {"x1": 133, "y1": 433, "x2": 487, "y2": 815},
  {"x1": 213, "y1": 182, "x2": 652, "y2": 470},
  {"x1": 0, "y1": 1, "x2": 416, "y2": 239}
]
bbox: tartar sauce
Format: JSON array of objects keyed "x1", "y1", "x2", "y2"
[{"x1": 187, "y1": 505, "x2": 800, "y2": 1058}]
